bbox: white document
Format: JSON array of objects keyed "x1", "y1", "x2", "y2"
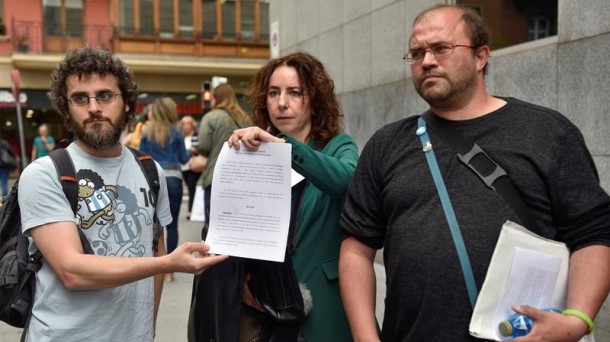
[
  {"x1": 205, "y1": 141, "x2": 292, "y2": 262},
  {"x1": 469, "y1": 221, "x2": 570, "y2": 340}
]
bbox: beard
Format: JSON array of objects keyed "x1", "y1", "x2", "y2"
[
  {"x1": 67, "y1": 110, "x2": 127, "y2": 150},
  {"x1": 414, "y1": 64, "x2": 478, "y2": 109}
]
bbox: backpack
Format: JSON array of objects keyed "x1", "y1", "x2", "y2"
[{"x1": 0, "y1": 147, "x2": 159, "y2": 330}]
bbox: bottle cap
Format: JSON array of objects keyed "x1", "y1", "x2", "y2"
[{"x1": 498, "y1": 320, "x2": 513, "y2": 337}]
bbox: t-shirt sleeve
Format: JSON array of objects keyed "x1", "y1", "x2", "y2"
[
  {"x1": 153, "y1": 161, "x2": 173, "y2": 227},
  {"x1": 19, "y1": 157, "x2": 75, "y2": 235},
  {"x1": 340, "y1": 130, "x2": 389, "y2": 250},
  {"x1": 547, "y1": 126, "x2": 610, "y2": 250}
]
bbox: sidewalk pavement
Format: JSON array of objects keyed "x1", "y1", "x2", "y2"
[{"x1": 1, "y1": 195, "x2": 386, "y2": 342}]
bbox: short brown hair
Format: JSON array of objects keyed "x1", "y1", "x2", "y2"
[{"x1": 413, "y1": 5, "x2": 491, "y2": 74}]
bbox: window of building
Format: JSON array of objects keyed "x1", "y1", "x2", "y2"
[
  {"x1": 0, "y1": 0, "x2": 5, "y2": 35},
  {"x1": 527, "y1": 16, "x2": 551, "y2": 40},
  {"x1": 179, "y1": 0, "x2": 194, "y2": 38},
  {"x1": 119, "y1": 0, "x2": 134, "y2": 35},
  {"x1": 259, "y1": 1, "x2": 269, "y2": 41},
  {"x1": 139, "y1": 0, "x2": 154, "y2": 36},
  {"x1": 459, "y1": 0, "x2": 557, "y2": 50},
  {"x1": 202, "y1": 0, "x2": 217, "y2": 39},
  {"x1": 116, "y1": 0, "x2": 269, "y2": 43},
  {"x1": 43, "y1": 0, "x2": 83, "y2": 37},
  {"x1": 159, "y1": 1, "x2": 174, "y2": 38},
  {"x1": 241, "y1": 0, "x2": 255, "y2": 41},
  {"x1": 221, "y1": 0, "x2": 237, "y2": 41}
]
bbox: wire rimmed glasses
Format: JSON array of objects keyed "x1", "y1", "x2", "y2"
[
  {"x1": 403, "y1": 43, "x2": 476, "y2": 64},
  {"x1": 68, "y1": 92, "x2": 123, "y2": 106}
]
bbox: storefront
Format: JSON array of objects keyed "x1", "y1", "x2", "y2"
[{"x1": 0, "y1": 89, "x2": 57, "y2": 170}]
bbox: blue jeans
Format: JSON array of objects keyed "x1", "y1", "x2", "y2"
[
  {"x1": 165, "y1": 176, "x2": 183, "y2": 254},
  {"x1": 0, "y1": 168, "x2": 9, "y2": 197}
]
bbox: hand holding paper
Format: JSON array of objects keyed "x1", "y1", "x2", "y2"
[
  {"x1": 205, "y1": 141, "x2": 292, "y2": 262},
  {"x1": 469, "y1": 221, "x2": 569, "y2": 340}
]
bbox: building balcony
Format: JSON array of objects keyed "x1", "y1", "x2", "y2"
[{"x1": 11, "y1": 20, "x2": 270, "y2": 59}]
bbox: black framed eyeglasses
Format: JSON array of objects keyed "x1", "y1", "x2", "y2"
[
  {"x1": 68, "y1": 92, "x2": 122, "y2": 106},
  {"x1": 403, "y1": 43, "x2": 476, "y2": 64}
]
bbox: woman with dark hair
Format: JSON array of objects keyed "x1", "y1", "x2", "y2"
[{"x1": 188, "y1": 52, "x2": 357, "y2": 341}]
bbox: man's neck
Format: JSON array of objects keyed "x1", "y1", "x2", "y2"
[
  {"x1": 75, "y1": 140, "x2": 123, "y2": 158},
  {"x1": 431, "y1": 91, "x2": 506, "y2": 121}
]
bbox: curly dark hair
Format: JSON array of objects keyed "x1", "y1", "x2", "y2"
[
  {"x1": 247, "y1": 52, "x2": 342, "y2": 149},
  {"x1": 413, "y1": 4, "x2": 491, "y2": 74},
  {"x1": 48, "y1": 46, "x2": 139, "y2": 127}
]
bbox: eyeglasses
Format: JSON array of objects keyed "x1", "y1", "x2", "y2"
[
  {"x1": 403, "y1": 43, "x2": 476, "y2": 64},
  {"x1": 68, "y1": 92, "x2": 122, "y2": 106}
]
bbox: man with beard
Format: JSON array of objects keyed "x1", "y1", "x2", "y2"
[
  {"x1": 339, "y1": 4, "x2": 610, "y2": 342},
  {"x1": 18, "y1": 47, "x2": 227, "y2": 341}
]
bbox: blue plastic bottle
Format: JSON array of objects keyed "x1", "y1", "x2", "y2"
[{"x1": 497, "y1": 308, "x2": 561, "y2": 339}]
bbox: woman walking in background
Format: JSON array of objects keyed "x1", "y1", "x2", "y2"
[
  {"x1": 178, "y1": 115, "x2": 202, "y2": 220},
  {"x1": 31, "y1": 123, "x2": 56, "y2": 161},
  {"x1": 196, "y1": 84, "x2": 253, "y2": 226},
  {"x1": 140, "y1": 97, "x2": 191, "y2": 282}
]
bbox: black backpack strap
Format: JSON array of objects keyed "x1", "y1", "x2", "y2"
[
  {"x1": 126, "y1": 147, "x2": 162, "y2": 251},
  {"x1": 48, "y1": 149, "x2": 94, "y2": 255},
  {"x1": 126, "y1": 147, "x2": 160, "y2": 203},
  {"x1": 421, "y1": 111, "x2": 540, "y2": 231}
]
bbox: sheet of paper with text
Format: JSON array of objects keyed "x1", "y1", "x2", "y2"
[
  {"x1": 469, "y1": 221, "x2": 570, "y2": 340},
  {"x1": 205, "y1": 141, "x2": 292, "y2": 262}
]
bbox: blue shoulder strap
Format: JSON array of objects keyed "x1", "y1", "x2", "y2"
[{"x1": 416, "y1": 117, "x2": 478, "y2": 308}]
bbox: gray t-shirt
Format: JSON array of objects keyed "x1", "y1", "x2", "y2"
[{"x1": 19, "y1": 143, "x2": 172, "y2": 342}]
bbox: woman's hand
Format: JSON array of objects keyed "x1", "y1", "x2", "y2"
[{"x1": 228, "y1": 127, "x2": 285, "y2": 151}]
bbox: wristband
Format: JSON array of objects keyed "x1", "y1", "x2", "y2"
[{"x1": 562, "y1": 309, "x2": 594, "y2": 334}]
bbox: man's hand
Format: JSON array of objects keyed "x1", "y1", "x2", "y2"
[
  {"x1": 166, "y1": 241, "x2": 228, "y2": 274},
  {"x1": 510, "y1": 305, "x2": 588, "y2": 342}
]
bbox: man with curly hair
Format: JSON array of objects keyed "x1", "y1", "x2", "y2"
[{"x1": 18, "y1": 46, "x2": 227, "y2": 341}]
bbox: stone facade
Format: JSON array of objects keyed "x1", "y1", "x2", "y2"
[{"x1": 269, "y1": 0, "x2": 610, "y2": 339}]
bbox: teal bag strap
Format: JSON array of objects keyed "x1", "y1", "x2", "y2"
[{"x1": 416, "y1": 117, "x2": 478, "y2": 308}]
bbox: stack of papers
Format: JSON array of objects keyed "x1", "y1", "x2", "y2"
[{"x1": 469, "y1": 221, "x2": 569, "y2": 340}]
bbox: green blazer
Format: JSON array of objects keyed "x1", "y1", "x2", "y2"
[{"x1": 283, "y1": 133, "x2": 359, "y2": 341}]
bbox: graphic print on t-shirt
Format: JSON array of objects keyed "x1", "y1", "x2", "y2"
[{"x1": 75, "y1": 169, "x2": 154, "y2": 257}]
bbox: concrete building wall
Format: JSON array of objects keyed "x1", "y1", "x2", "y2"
[{"x1": 269, "y1": 0, "x2": 610, "y2": 339}]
